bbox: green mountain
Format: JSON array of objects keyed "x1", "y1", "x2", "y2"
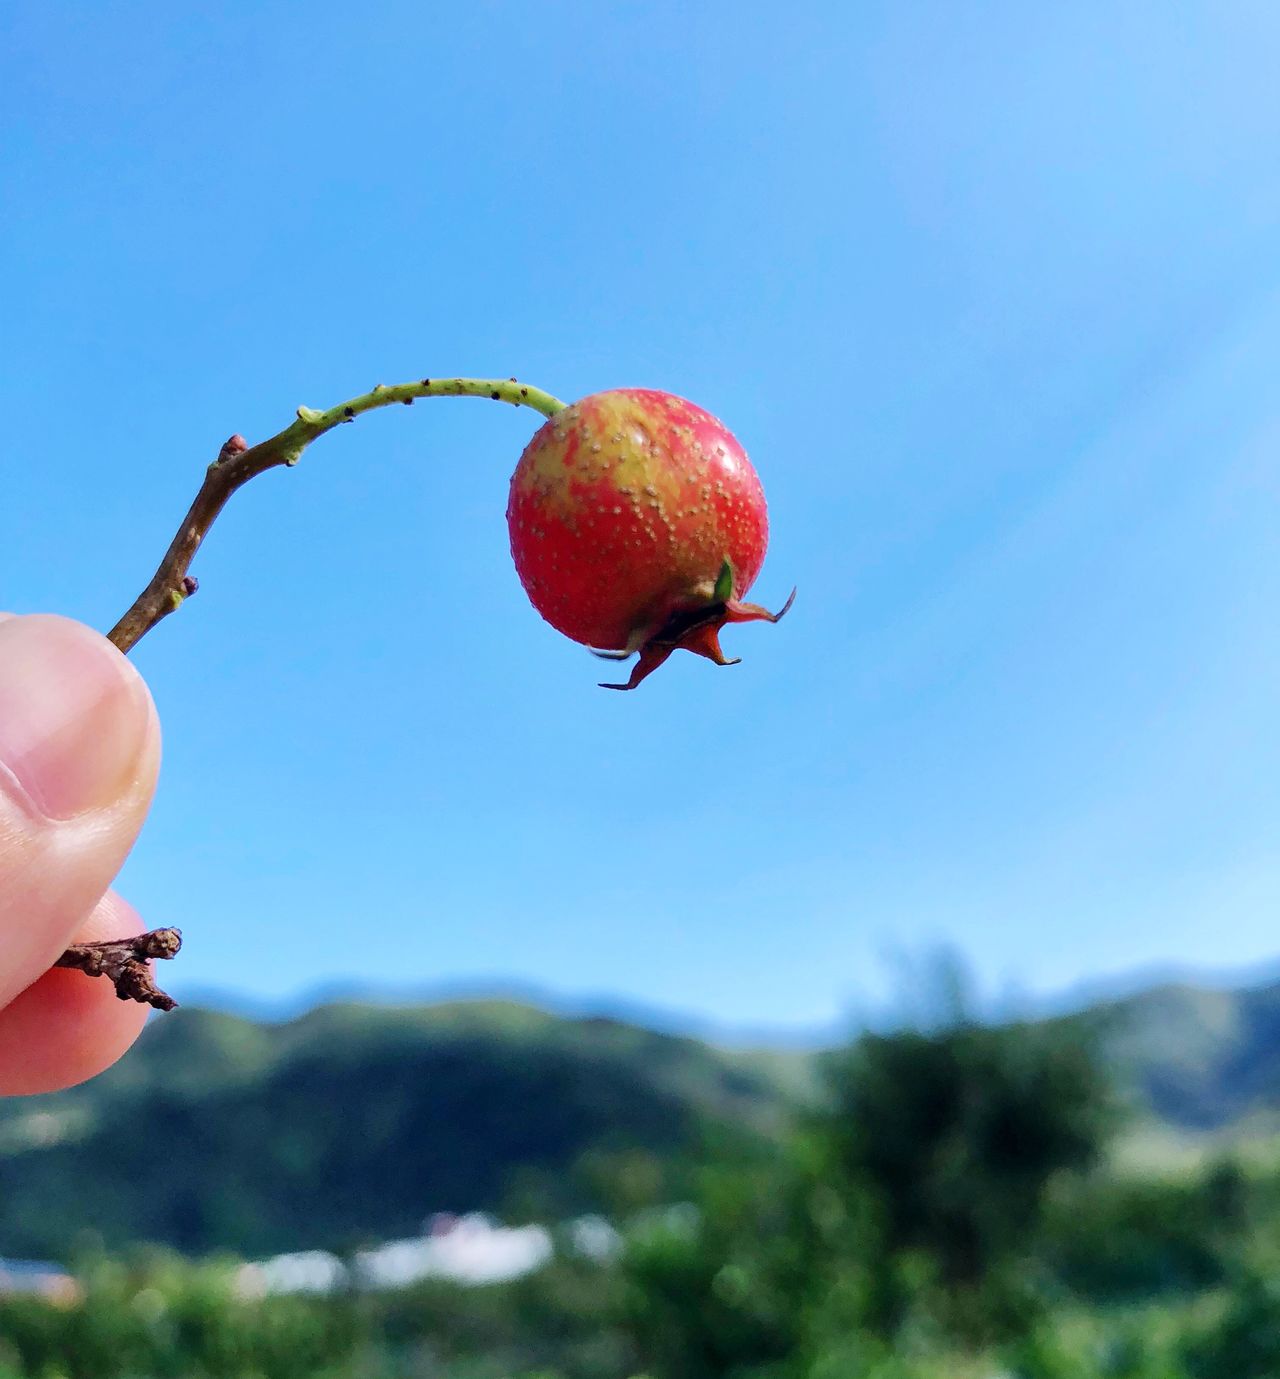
[
  {"x1": 0, "y1": 999, "x2": 801, "y2": 1261},
  {"x1": 4, "y1": 973, "x2": 1280, "y2": 1263},
  {"x1": 1099, "y1": 976, "x2": 1280, "y2": 1140}
]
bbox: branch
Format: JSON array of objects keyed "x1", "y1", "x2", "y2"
[
  {"x1": 55, "y1": 375, "x2": 567, "y2": 1010},
  {"x1": 55, "y1": 929, "x2": 183, "y2": 1011},
  {"x1": 107, "y1": 375, "x2": 566, "y2": 653}
]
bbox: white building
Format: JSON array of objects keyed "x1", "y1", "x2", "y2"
[
  {"x1": 355, "y1": 1213, "x2": 553, "y2": 1289},
  {"x1": 236, "y1": 1212, "x2": 555, "y2": 1297},
  {"x1": 236, "y1": 1249, "x2": 349, "y2": 1299},
  {"x1": 0, "y1": 1258, "x2": 80, "y2": 1305}
]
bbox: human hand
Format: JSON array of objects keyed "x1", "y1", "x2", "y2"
[{"x1": 0, "y1": 614, "x2": 161, "y2": 1094}]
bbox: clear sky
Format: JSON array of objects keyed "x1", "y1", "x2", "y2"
[{"x1": 2, "y1": 2, "x2": 1278, "y2": 1033}]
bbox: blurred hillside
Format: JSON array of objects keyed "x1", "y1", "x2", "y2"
[
  {"x1": 0, "y1": 999, "x2": 800, "y2": 1260},
  {"x1": 1102, "y1": 978, "x2": 1280, "y2": 1137},
  {"x1": 3, "y1": 973, "x2": 1280, "y2": 1261}
]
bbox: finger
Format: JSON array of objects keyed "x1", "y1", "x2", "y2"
[
  {"x1": 0, "y1": 615, "x2": 160, "y2": 1006},
  {"x1": 0, "y1": 891, "x2": 152, "y2": 1095}
]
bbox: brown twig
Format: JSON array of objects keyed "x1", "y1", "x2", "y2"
[
  {"x1": 106, "y1": 377, "x2": 565, "y2": 654},
  {"x1": 54, "y1": 376, "x2": 567, "y2": 1009},
  {"x1": 55, "y1": 929, "x2": 183, "y2": 1012}
]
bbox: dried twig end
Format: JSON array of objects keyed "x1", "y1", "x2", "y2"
[{"x1": 55, "y1": 928, "x2": 183, "y2": 1012}]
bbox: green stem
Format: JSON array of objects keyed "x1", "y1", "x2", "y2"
[
  {"x1": 107, "y1": 375, "x2": 567, "y2": 653},
  {"x1": 288, "y1": 376, "x2": 565, "y2": 460}
]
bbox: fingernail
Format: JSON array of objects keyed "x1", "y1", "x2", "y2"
[{"x1": 0, "y1": 616, "x2": 155, "y2": 819}]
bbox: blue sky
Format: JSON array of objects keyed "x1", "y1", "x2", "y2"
[{"x1": 2, "y1": 2, "x2": 1278, "y2": 1032}]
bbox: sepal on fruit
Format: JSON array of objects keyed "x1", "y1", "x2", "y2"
[{"x1": 598, "y1": 584, "x2": 796, "y2": 691}]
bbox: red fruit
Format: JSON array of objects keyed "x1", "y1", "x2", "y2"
[{"x1": 507, "y1": 388, "x2": 793, "y2": 690}]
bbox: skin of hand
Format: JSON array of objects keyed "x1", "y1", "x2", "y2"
[{"x1": 0, "y1": 613, "x2": 161, "y2": 1094}]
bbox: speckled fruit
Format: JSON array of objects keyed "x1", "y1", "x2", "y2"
[{"x1": 507, "y1": 388, "x2": 792, "y2": 689}]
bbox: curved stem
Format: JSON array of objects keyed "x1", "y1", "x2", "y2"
[
  {"x1": 72, "y1": 375, "x2": 566, "y2": 1010},
  {"x1": 107, "y1": 376, "x2": 566, "y2": 653}
]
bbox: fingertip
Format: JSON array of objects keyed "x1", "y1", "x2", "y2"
[
  {"x1": 0, "y1": 615, "x2": 162, "y2": 1007},
  {"x1": 0, "y1": 893, "x2": 152, "y2": 1096},
  {"x1": 0, "y1": 614, "x2": 159, "y2": 822}
]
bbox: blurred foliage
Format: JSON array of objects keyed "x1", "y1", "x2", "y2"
[
  {"x1": 0, "y1": 1252, "x2": 369, "y2": 1379},
  {"x1": 1042, "y1": 1158, "x2": 1252, "y2": 1299},
  {"x1": 8, "y1": 1006, "x2": 1280, "y2": 1377},
  {"x1": 815, "y1": 1015, "x2": 1115, "y2": 1309}
]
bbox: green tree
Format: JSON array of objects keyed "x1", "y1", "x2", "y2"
[{"x1": 815, "y1": 1014, "x2": 1115, "y2": 1290}]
